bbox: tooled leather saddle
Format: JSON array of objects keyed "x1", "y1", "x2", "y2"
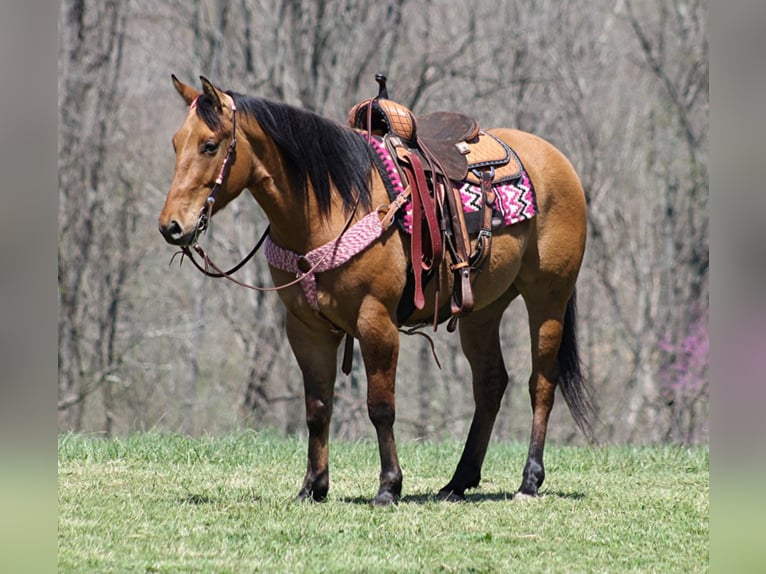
[{"x1": 349, "y1": 74, "x2": 522, "y2": 331}]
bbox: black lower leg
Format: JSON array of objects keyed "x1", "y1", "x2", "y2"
[{"x1": 518, "y1": 445, "x2": 545, "y2": 496}]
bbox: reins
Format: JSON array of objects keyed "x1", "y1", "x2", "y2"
[
  {"x1": 175, "y1": 196, "x2": 362, "y2": 295},
  {"x1": 175, "y1": 227, "x2": 269, "y2": 281}
]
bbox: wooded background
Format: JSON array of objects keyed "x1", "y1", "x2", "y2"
[{"x1": 58, "y1": 0, "x2": 708, "y2": 445}]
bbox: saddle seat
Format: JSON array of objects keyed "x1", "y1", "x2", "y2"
[
  {"x1": 416, "y1": 111, "x2": 478, "y2": 181},
  {"x1": 418, "y1": 115, "x2": 522, "y2": 184}
]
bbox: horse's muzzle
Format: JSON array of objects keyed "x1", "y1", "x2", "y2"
[
  {"x1": 159, "y1": 203, "x2": 210, "y2": 245},
  {"x1": 159, "y1": 219, "x2": 199, "y2": 246}
]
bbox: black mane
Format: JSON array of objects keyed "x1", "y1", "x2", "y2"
[{"x1": 194, "y1": 92, "x2": 375, "y2": 215}]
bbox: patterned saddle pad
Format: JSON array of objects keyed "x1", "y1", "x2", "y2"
[{"x1": 367, "y1": 135, "x2": 537, "y2": 236}]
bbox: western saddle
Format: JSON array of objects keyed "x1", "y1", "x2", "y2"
[{"x1": 349, "y1": 74, "x2": 519, "y2": 331}]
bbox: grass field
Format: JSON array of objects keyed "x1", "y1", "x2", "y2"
[{"x1": 58, "y1": 432, "x2": 708, "y2": 573}]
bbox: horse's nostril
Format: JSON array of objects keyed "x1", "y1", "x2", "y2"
[{"x1": 159, "y1": 220, "x2": 183, "y2": 240}]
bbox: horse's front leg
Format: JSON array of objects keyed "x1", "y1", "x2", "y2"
[
  {"x1": 357, "y1": 303, "x2": 402, "y2": 506},
  {"x1": 285, "y1": 312, "x2": 343, "y2": 502}
]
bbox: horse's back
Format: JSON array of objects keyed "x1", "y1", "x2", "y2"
[
  {"x1": 488, "y1": 128, "x2": 587, "y2": 283},
  {"x1": 488, "y1": 128, "x2": 586, "y2": 218}
]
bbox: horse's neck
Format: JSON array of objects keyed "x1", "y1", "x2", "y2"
[
  {"x1": 243, "y1": 135, "x2": 350, "y2": 253},
  {"x1": 242, "y1": 118, "x2": 385, "y2": 254},
  {"x1": 251, "y1": 181, "x2": 355, "y2": 253}
]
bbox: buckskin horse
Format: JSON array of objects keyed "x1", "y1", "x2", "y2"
[{"x1": 158, "y1": 75, "x2": 595, "y2": 506}]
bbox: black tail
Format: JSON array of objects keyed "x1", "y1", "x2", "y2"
[{"x1": 557, "y1": 289, "x2": 598, "y2": 443}]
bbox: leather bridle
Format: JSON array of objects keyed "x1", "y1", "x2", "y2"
[{"x1": 195, "y1": 96, "x2": 239, "y2": 239}]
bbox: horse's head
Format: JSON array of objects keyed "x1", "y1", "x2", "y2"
[{"x1": 158, "y1": 76, "x2": 251, "y2": 245}]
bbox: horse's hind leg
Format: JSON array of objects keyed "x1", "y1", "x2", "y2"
[
  {"x1": 286, "y1": 313, "x2": 343, "y2": 502},
  {"x1": 438, "y1": 288, "x2": 517, "y2": 501},
  {"x1": 515, "y1": 288, "x2": 575, "y2": 499}
]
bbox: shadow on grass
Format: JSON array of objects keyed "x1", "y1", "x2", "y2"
[
  {"x1": 180, "y1": 493, "x2": 261, "y2": 505},
  {"x1": 177, "y1": 489, "x2": 584, "y2": 506},
  {"x1": 340, "y1": 489, "x2": 586, "y2": 505}
]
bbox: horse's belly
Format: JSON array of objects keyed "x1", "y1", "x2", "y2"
[{"x1": 469, "y1": 226, "x2": 528, "y2": 306}]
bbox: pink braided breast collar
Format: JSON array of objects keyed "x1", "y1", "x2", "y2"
[{"x1": 264, "y1": 211, "x2": 384, "y2": 310}]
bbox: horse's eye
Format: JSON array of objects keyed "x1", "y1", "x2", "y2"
[{"x1": 201, "y1": 141, "x2": 219, "y2": 155}]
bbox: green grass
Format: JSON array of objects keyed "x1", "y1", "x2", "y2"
[{"x1": 58, "y1": 432, "x2": 708, "y2": 573}]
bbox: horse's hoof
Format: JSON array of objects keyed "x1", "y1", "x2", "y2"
[
  {"x1": 294, "y1": 491, "x2": 311, "y2": 503},
  {"x1": 371, "y1": 491, "x2": 397, "y2": 507},
  {"x1": 513, "y1": 491, "x2": 538, "y2": 502},
  {"x1": 436, "y1": 489, "x2": 465, "y2": 502},
  {"x1": 295, "y1": 489, "x2": 326, "y2": 503}
]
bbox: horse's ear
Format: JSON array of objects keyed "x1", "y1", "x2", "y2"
[
  {"x1": 172, "y1": 74, "x2": 200, "y2": 106},
  {"x1": 200, "y1": 76, "x2": 223, "y2": 113}
]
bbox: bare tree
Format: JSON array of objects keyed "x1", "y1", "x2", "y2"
[
  {"x1": 58, "y1": 0, "x2": 132, "y2": 433},
  {"x1": 57, "y1": 0, "x2": 708, "y2": 445},
  {"x1": 623, "y1": 0, "x2": 708, "y2": 443}
]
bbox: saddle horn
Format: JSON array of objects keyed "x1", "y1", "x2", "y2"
[{"x1": 375, "y1": 73, "x2": 389, "y2": 100}]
